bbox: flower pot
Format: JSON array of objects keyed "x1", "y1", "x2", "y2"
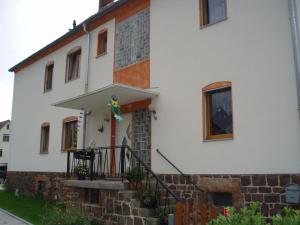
[{"x1": 77, "y1": 174, "x2": 86, "y2": 180}]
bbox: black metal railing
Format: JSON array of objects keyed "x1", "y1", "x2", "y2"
[
  {"x1": 156, "y1": 149, "x2": 213, "y2": 204},
  {"x1": 67, "y1": 145, "x2": 181, "y2": 217}
]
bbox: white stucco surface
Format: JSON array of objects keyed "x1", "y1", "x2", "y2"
[
  {"x1": 9, "y1": 0, "x2": 300, "y2": 175},
  {"x1": 150, "y1": 0, "x2": 300, "y2": 174}
]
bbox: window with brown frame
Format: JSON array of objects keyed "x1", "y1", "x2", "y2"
[
  {"x1": 44, "y1": 63, "x2": 54, "y2": 92},
  {"x1": 203, "y1": 81, "x2": 233, "y2": 140},
  {"x1": 62, "y1": 117, "x2": 77, "y2": 151},
  {"x1": 40, "y1": 123, "x2": 50, "y2": 154},
  {"x1": 66, "y1": 48, "x2": 81, "y2": 82},
  {"x1": 97, "y1": 30, "x2": 108, "y2": 56},
  {"x1": 199, "y1": 0, "x2": 227, "y2": 28}
]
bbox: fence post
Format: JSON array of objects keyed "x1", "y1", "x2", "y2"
[
  {"x1": 193, "y1": 202, "x2": 198, "y2": 225},
  {"x1": 175, "y1": 202, "x2": 183, "y2": 225},
  {"x1": 185, "y1": 201, "x2": 190, "y2": 225},
  {"x1": 201, "y1": 205, "x2": 207, "y2": 225}
]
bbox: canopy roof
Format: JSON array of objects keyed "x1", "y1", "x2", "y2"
[{"x1": 53, "y1": 84, "x2": 159, "y2": 111}]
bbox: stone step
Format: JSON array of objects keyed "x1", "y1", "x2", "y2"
[
  {"x1": 132, "y1": 207, "x2": 157, "y2": 217},
  {"x1": 119, "y1": 190, "x2": 137, "y2": 200},
  {"x1": 144, "y1": 217, "x2": 160, "y2": 225}
]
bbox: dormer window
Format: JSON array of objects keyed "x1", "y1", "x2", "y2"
[{"x1": 66, "y1": 47, "x2": 81, "y2": 82}]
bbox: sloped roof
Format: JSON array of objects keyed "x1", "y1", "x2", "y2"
[{"x1": 0, "y1": 120, "x2": 10, "y2": 130}]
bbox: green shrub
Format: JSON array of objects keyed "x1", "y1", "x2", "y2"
[
  {"x1": 41, "y1": 204, "x2": 102, "y2": 225},
  {"x1": 207, "y1": 202, "x2": 267, "y2": 225},
  {"x1": 272, "y1": 207, "x2": 300, "y2": 225},
  {"x1": 208, "y1": 203, "x2": 300, "y2": 225}
]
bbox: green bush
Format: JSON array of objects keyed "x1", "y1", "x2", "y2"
[
  {"x1": 207, "y1": 202, "x2": 267, "y2": 225},
  {"x1": 41, "y1": 204, "x2": 102, "y2": 225},
  {"x1": 207, "y1": 203, "x2": 300, "y2": 225},
  {"x1": 272, "y1": 207, "x2": 300, "y2": 225}
]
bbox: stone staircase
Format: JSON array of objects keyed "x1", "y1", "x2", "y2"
[
  {"x1": 103, "y1": 189, "x2": 160, "y2": 225},
  {"x1": 63, "y1": 180, "x2": 161, "y2": 225}
]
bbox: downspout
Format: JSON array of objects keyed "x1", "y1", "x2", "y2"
[
  {"x1": 288, "y1": 0, "x2": 300, "y2": 117},
  {"x1": 82, "y1": 23, "x2": 91, "y2": 149}
]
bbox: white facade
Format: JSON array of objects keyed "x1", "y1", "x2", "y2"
[
  {"x1": 9, "y1": 0, "x2": 300, "y2": 175},
  {"x1": 0, "y1": 121, "x2": 10, "y2": 165}
]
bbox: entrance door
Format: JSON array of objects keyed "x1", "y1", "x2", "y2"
[{"x1": 115, "y1": 113, "x2": 132, "y2": 174}]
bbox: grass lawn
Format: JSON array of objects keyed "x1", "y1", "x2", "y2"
[{"x1": 0, "y1": 190, "x2": 51, "y2": 225}]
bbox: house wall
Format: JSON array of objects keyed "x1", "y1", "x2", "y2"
[
  {"x1": 0, "y1": 121, "x2": 10, "y2": 165},
  {"x1": 150, "y1": 0, "x2": 300, "y2": 174},
  {"x1": 9, "y1": 20, "x2": 115, "y2": 172}
]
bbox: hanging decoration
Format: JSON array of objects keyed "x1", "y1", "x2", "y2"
[{"x1": 108, "y1": 95, "x2": 123, "y2": 121}]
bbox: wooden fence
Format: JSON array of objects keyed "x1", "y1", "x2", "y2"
[{"x1": 175, "y1": 201, "x2": 218, "y2": 225}]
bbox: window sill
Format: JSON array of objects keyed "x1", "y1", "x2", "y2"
[
  {"x1": 43, "y1": 89, "x2": 52, "y2": 94},
  {"x1": 65, "y1": 76, "x2": 80, "y2": 84},
  {"x1": 96, "y1": 52, "x2": 107, "y2": 58},
  {"x1": 200, "y1": 17, "x2": 228, "y2": 30},
  {"x1": 62, "y1": 147, "x2": 77, "y2": 152},
  {"x1": 40, "y1": 151, "x2": 49, "y2": 155},
  {"x1": 203, "y1": 135, "x2": 234, "y2": 142}
]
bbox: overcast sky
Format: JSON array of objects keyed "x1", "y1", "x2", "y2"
[{"x1": 0, "y1": 0, "x2": 99, "y2": 121}]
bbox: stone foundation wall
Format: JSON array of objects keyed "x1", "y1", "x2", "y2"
[
  {"x1": 6, "y1": 171, "x2": 65, "y2": 201},
  {"x1": 159, "y1": 174, "x2": 300, "y2": 218},
  {"x1": 7, "y1": 171, "x2": 300, "y2": 220},
  {"x1": 63, "y1": 186, "x2": 159, "y2": 225}
]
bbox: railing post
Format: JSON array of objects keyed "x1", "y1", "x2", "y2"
[
  {"x1": 90, "y1": 150, "x2": 95, "y2": 181},
  {"x1": 67, "y1": 151, "x2": 70, "y2": 178}
]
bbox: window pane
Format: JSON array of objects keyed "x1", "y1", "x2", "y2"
[
  {"x1": 208, "y1": 0, "x2": 226, "y2": 24},
  {"x1": 64, "y1": 121, "x2": 77, "y2": 149},
  {"x1": 209, "y1": 87, "x2": 232, "y2": 135}
]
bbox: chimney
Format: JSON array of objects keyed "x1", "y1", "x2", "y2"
[{"x1": 99, "y1": 0, "x2": 114, "y2": 10}]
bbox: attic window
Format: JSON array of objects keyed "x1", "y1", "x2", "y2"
[
  {"x1": 200, "y1": 0, "x2": 227, "y2": 28},
  {"x1": 97, "y1": 29, "x2": 108, "y2": 56}
]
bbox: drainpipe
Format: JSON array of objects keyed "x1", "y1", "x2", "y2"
[
  {"x1": 288, "y1": 0, "x2": 300, "y2": 118},
  {"x1": 83, "y1": 23, "x2": 91, "y2": 94},
  {"x1": 82, "y1": 23, "x2": 91, "y2": 148}
]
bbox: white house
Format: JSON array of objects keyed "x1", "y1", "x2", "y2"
[
  {"x1": 0, "y1": 120, "x2": 10, "y2": 183},
  {"x1": 0, "y1": 120, "x2": 10, "y2": 167},
  {"x1": 8, "y1": 0, "x2": 300, "y2": 222}
]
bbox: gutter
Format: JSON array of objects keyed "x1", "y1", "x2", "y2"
[{"x1": 288, "y1": 0, "x2": 300, "y2": 117}]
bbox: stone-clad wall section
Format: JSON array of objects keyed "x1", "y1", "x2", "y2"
[{"x1": 159, "y1": 174, "x2": 300, "y2": 218}]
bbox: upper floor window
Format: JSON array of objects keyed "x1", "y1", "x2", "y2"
[
  {"x1": 203, "y1": 81, "x2": 233, "y2": 140},
  {"x1": 200, "y1": 0, "x2": 227, "y2": 28},
  {"x1": 62, "y1": 117, "x2": 78, "y2": 151},
  {"x1": 0, "y1": 149, "x2": 2, "y2": 157},
  {"x1": 40, "y1": 123, "x2": 50, "y2": 154},
  {"x1": 6, "y1": 124, "x2": 9, "y2": 130},
  {"x1": 44, "y1": 62, "x2": 54, "y2": 92},
  {"x1": 3, "y1": 134, "x2": 9, "y2": 142},
  {"x1": 97, "y1": 29, "x2": 108, "y2": 56},
  {"x1": 66, "y1": 47, "x2": 81, "y2": 82}
]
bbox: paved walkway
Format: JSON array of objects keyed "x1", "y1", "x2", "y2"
[{"x1": 0, "y1": 208, "x2": 33, "y2": 225}]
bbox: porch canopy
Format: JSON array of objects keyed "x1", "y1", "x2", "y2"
[{"x1": 53, "y1": 83, "x2": 159, "y2": 111}]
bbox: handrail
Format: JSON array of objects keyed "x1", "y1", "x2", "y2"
[
  {"x1": 67, "y1": 146, "x2": 181, "y2": 202},
  {"x1": 156, "y1": 149, "x2": 207, "y2": 193},
  {"x1": 125, "y1": 145, "x2": 181, "y2": 202}
]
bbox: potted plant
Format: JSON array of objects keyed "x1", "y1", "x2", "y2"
[
  {"x1": 125, "y1": 166, "x2": 145, "y2": 190},
  {"x1": 159, "y1": 210, "x2": 169, "y2": 225},
  {"x1": 140, "y1": 189, "x2": 157, "y2": 208},
  {"x1": 74, "y1": 164, "x2": 89, "y2": 180}
]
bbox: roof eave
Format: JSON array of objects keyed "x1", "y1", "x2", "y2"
[{"x1": 9, "y1": 0, "x2": 128, "y2": 73}]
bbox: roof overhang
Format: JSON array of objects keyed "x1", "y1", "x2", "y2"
[{"x1": 52, "y1": 84, "x2": 159, "y2": 111}]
